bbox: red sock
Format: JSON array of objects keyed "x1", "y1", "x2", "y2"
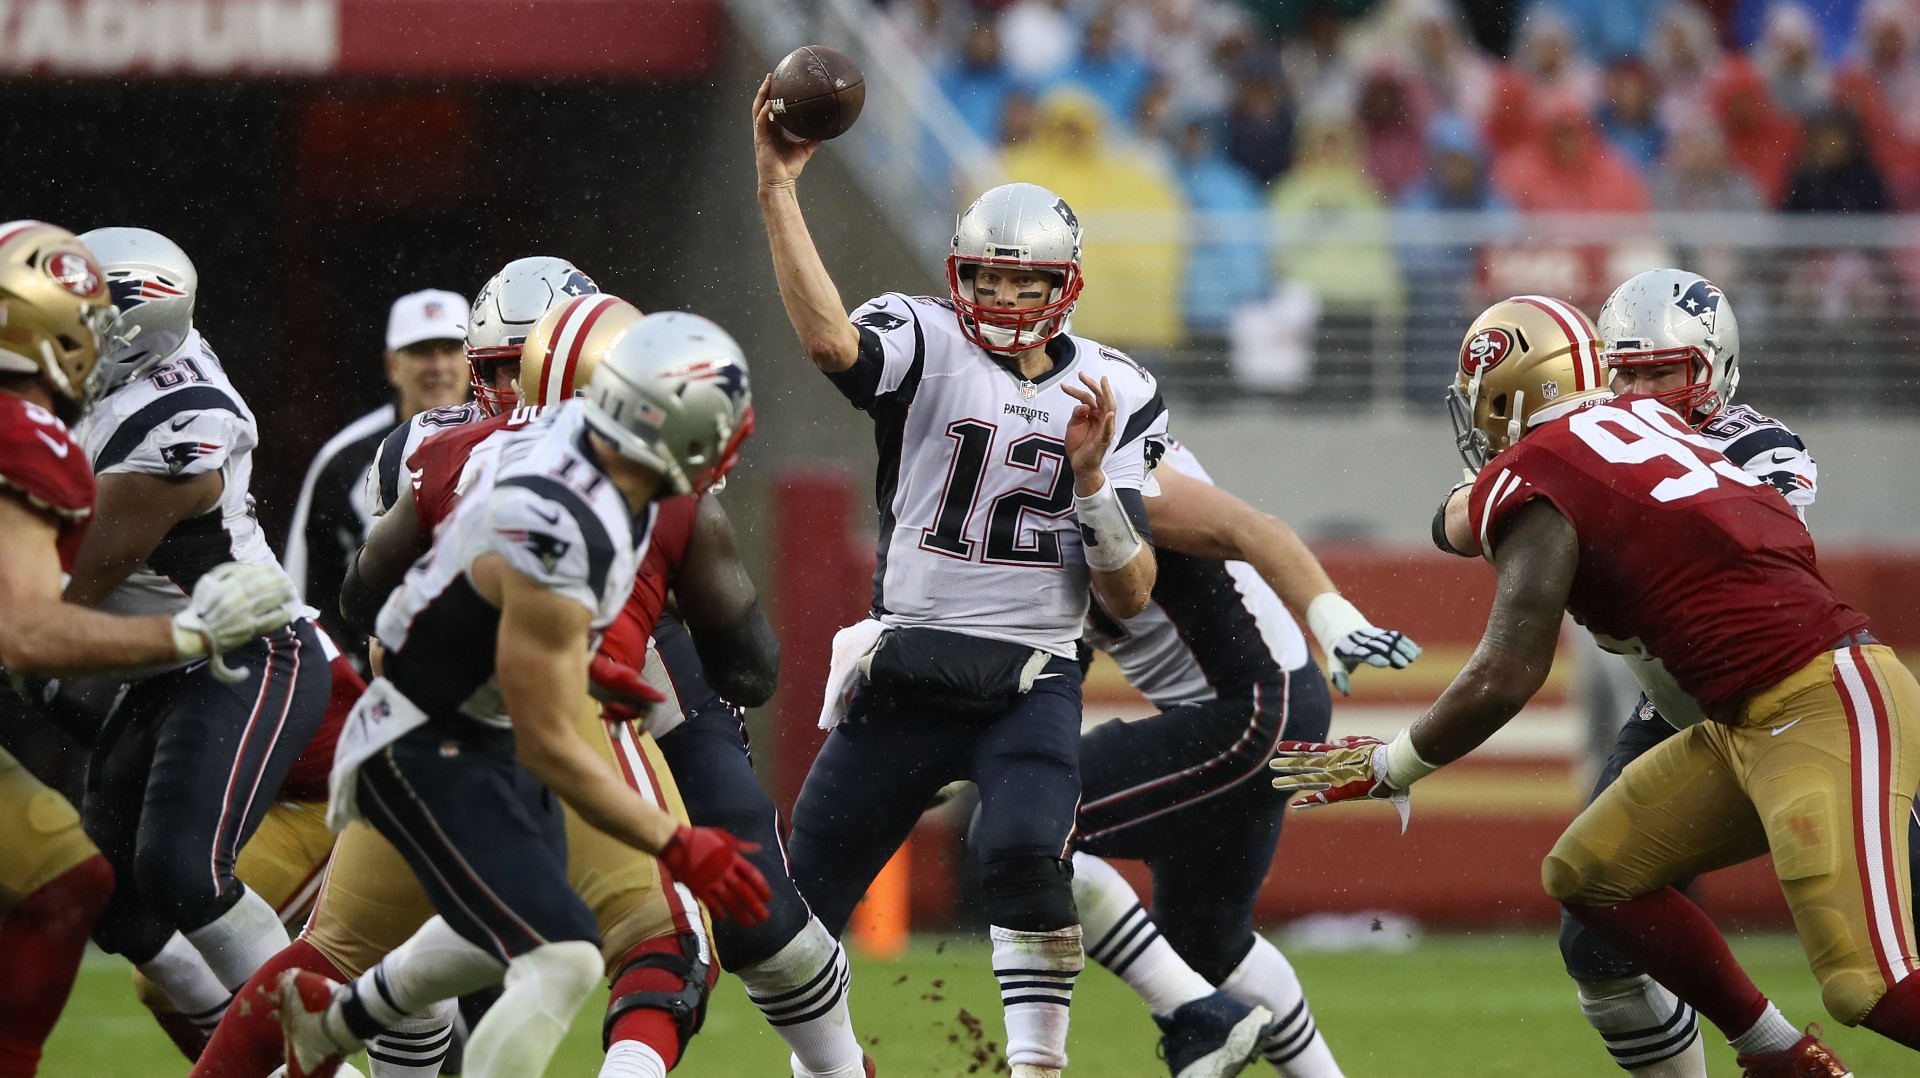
[
  {"x1": 190, "y1": 937, "x2": 347, "y2": 1078},
  {"x1": 0, "y1": 855, "x2": 113, "y2": 1078},
  {"x1": 605, "y1": 933, "x2": 716, "y2": 1071},
  {"x1": 1863, "y1": 975, "x2": 1920, "y2": 1048},
  {"x1": 1565, "y1": 887, "x2": 1770, "y2": 1037}
]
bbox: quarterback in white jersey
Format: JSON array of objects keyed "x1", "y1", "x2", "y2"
[
  {"x1": 61, "y1": 228, "x2": 331, "y2": 1037},
  {"x1": 841, "y1": 289, "x2": 1166, "y2": 656},
  {"x1": 756, "y1": 73, "x2": 1159, "y2": 1078}
]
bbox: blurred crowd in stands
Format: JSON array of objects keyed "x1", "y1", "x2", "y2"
[{"x1": 879, "y1": 0, "x2": 1920, "y2": 402}]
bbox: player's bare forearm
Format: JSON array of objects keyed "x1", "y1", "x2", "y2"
[
  {"x1": 1409, "y1": 500, "x2": 1574, "y2": 765},
  {"x1": 675, "y1": 496, "x2": 779, "y2": 703},
  {"x1": 757, "y1": 182, "x2": 858, "y2": 372},
  {"x1": 1148, "y1": 466, "x2": 1337, "y2": 618},
  {"x1": 1408, "y1": 643, "x2": 1549, "y2": 766},
  {"x1": 0, "y1": 503, "x2": 178, "y2": 674},
  {"x1": 68, "y1": 469, "x2": 223, "y2": 607},
  {"x1": 1091, "y1": 545, "x2": 1156, "y2": 620},
  {"x1": 495, "y1": 582, "x2": 679, "y2": 856},
  {"x1": 343, "y1": 494, "x2": 430, "y2": 633}
]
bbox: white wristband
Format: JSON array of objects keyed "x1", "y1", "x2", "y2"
[
  {"x1": 1305, "y1": 592, "x2": 1370, "y2": 658},
  {"x1": 1384, "y1": 728, "x2": 1440, "y2": 789},
  {"x1": 1074, "y1": 481, "x2": 1143, "y2": 572}
]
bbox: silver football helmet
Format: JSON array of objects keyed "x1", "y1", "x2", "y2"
[
  {"x1": 582, "y1": 311, "x2": 754, "y2": 496},
  {"x1": 1597, "y1": 268, "x2": 1741, "y2": 426},
  {"x1": 79, "y1": 227, "x2": 198, "y2": 390},
  {"x1": 466, "y1": 256, "x2": 598, "y2": 415},
  {"x1": 946, "y1": 182, "x2": 1084, "y2": 353}
]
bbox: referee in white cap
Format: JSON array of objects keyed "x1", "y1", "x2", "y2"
[{"x1": 283, "y1": 288, "x2": 467, "y2": 670}]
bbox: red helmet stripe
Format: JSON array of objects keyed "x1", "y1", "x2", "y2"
[
  {"x1": 1513, "y1": 295, "x2": 1600, "y2": 392},
  {"x1": 544, "y1": 295, "x2": 615, "y2": 405},
  {"x1": 0, "y1": 220, "x2": 49, "y2": 250}
]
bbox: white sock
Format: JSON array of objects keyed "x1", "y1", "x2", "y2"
[
  {"x1": 1578, "y1": 976, "x2": 1707, "y2": 1076},
  {"x1": 330, "y1": 917, "x2": 503, "y2": 1047},
  {"x1": 366, "y1": 998, "x2": 458, "y2": 1077},
  {"x1": 137, "y1": 932, "x2": 234, "y2": 1034},
  {"x1": 600, "y1": 1040, "x2": 669, "y2": 1078},
  {"x1": 183, "y1": 886, "x2": 291, "y2": 989},
  {"x1": 1220, "y1": 935, "x2": 1344, "y2": 1078},
  {"x1": 1728, "y1": 1002, "x2": 1801, "y2": 1057},
  {"x1": 462, "y1": 940, "x2": 603, "y2": 1078},
  {"x1": 992, "y1": 924, "x2": 1082, "y2": 1070},
  {"x1": 1071, "y1": 853, "x2": 1214, "y2": 1017},
  {"x1": 735, "y1": 917, "x2": 863, "y2": 1076}
]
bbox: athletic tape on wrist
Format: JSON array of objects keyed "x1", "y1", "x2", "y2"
[
  {"x1": 1305, "y1": 592, "x2": 1370, "y2": 658},
  {"x1": 1384, "y1": 728, "x2": 1439, "y2": 789},
  {"x1": 1074, "y1": 482, "x2": 1141, "y2": 572}
]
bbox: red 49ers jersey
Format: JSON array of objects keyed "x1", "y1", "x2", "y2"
[
  {"x1": 1468, "y1": 394, "x2": 1866, "y2": 710},
  {"x1": 0, "y1": 392, "x2": 95, "y2": 572},
  {"x1": 407, "y1": 406, "x2": 701, "y2": 669}
]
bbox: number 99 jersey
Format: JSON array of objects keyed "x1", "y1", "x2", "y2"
[{"x1": 1468, "y1": 393, "x2": 1867, "y2": 712}]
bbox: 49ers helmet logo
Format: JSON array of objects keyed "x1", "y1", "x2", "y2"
[
  {"x1": 1461, "y1": 327, "x2": 1515, "y2": 375},
  {"x1": 47, "y1": 252, "x2": 99, "y2": 296}
]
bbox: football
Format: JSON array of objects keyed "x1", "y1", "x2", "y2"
[{"x1": 768, "y1": 45, "x2": 865, "y2": 142}]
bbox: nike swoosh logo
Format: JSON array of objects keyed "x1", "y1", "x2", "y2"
[
  {"x1": 169, "y1": 415, "x2": 194, "y2": 431},
  {"x1": 33, "y1": 430, "x2": 69, "y2": 458},
  {"x1": 1034, "y1": 673, "x2": 1060, "y2": 680},
  {"x1": 532, "y1": 506, "x2": 561, "y2": 525},
  {"x1": 1771, "y1": 718, "x2": 1803, "y2": 737},
  {"x1": 1768, "y1": 449, "x2": 1798, "y2": 464}
]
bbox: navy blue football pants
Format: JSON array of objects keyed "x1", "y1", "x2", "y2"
[
  {"x1": 1077, "y1": 661, "x2": 1332, "y2": 983},
  {"x1": 651, "y1": 619, "x2": 810, "y2": 970},
  {"x1": 788, "y1": 654, "x2": 1084, "y2": 937},
  {"x1": 357, "y1": 717, "x2": 599, "y2": 963},
  {"x1": 85, "y1": 621, "x2": 331, "y2": 964}
]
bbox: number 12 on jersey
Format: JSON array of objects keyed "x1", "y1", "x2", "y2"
[{"x1": 920, "y1": 419, "x2": 1076, "y2": 567}]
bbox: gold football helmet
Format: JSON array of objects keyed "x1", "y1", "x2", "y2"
[
  {"x1": 516, "y1": 293, "x2": 644, "y2": 408},
  {"x1": 0, "y1": 221, "x2": 115, "y2": 411},
  {"x1": 1448, "y1": 295, "x2": 1611, "y2": 471}
]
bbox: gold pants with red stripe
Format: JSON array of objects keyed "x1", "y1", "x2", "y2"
[
  {"x1": 306, "y1": 700, "x2": 706, "y2": 979},
  {"x1": 1546, "y1": 644, "x2": 1920, "y2": 1024},
  {"x1": 0, "y1": 746, "x2": 99, "y2": 911}
]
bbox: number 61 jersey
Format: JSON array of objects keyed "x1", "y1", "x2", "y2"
[
  {"x1": 832, "y1": 292, "x2": 1168, "y2": 658},
  {"x1": 1468, "y1": 393, "x2": 1866, "y2": 713}
]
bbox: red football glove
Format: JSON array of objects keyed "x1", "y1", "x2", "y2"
[
  {"x1": 658, "y1": 824, "x2": 772, "y2": 925},
  {"x1": 1269, "y1": 735, "x2": 1412, "y2": 832},
  {"x1": 589, "y1": 651, "x2": 666, "y2": 724}
]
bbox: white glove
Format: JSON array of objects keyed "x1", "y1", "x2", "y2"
[
  {"x1": 171, "y1": 563, "x2": 296, "y2": 683},
  {"x1": 1306, "y1": 593, "x2": 1422, "y2": 696}
]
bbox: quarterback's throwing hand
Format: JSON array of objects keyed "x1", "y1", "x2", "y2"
[
  {"x1": 659, "y1": 824, "x2": 773, "y2": 926},
  {"x1": 171, "y1": 562, "x2": 296, "y2": 682},
  {"x1": 1269, "y1": 735, "x2": 1412, "y2": 832},
  {"x1": 752, "y1": 75, "x2": 821, "y2": 191}
]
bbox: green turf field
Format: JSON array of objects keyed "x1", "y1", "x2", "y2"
[{"x1": 38, "y1": 932, "x2": 1910, "y2": 1076}]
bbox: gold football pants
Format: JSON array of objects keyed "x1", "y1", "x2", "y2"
[
  {"x1": 306, "y1": 700, "x2": 703, "y2": 979},
  {"x1": 0, "y1": 745, "x2": 99, "y2": 912},
  {"x1": 1546, "y1": 644, "x2": 1920, "y2": 1023}
]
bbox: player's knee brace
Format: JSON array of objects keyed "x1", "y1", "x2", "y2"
[
  {"x1": 1557, "y1": 907, "x2": 1646, "y2": 983},
  {"x1": 602, "y1": 931, "x2": 712, "y2": 1052},
  {"x1": 980, "y1": 856, "x2": 1077, "y2": 933}
]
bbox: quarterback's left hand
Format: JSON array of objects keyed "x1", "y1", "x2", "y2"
[
  {"x1": 588, "y1": 651, "x2": 666, "y2": 724},
  {"x1": 1269, "y1": 736, "x2": 1412, "y2": 831}
]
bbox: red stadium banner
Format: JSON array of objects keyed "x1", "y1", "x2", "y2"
[{"x1": 0, "y1": 0, "x2": 719, "y2": 79}]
